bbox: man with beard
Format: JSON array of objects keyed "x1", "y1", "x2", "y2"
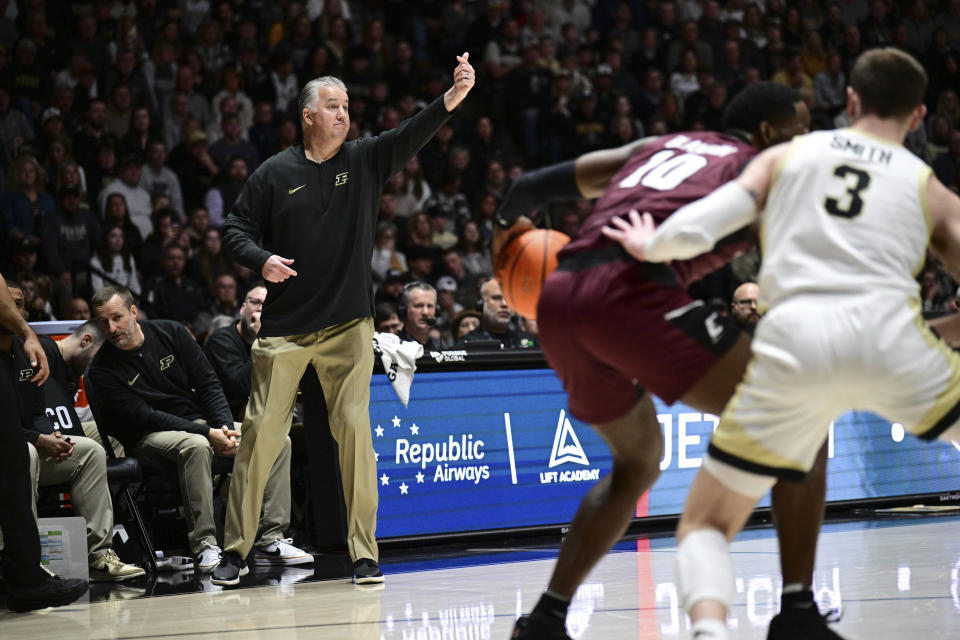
[
  {"x1": 730, "y1": 281, "x2": 760, "y2": 332},
  {"x1": 455, "y1": 278, "x2": 537, "y2": 349},
  {"x1": 88, "y1": 284, "x2": 307, "y2": 573}
]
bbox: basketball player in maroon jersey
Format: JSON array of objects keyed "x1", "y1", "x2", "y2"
[{"x1": 496, "y1": 83, "x2": 842, "y2": 640}]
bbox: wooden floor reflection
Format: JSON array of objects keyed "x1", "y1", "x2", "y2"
[{"x1": 2, "y1": 516, "x2": 958, "y2": 639}]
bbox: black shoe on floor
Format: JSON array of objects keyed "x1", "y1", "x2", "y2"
[
  {"x1": 7, "y1": 575, "x2": 89, "y2": 612},
  {"x1": 511, "y1": 613, "x2": 572, "y2": 639},
  {"x1": 767, "y1": 605, "x2": 845, "y2": 639},
  {"x1": 353, "y1": 558, "x2": 384, "y2": 584},
  {"x1": 210, "y1": 551, "x2": 248, "y2": 587}
]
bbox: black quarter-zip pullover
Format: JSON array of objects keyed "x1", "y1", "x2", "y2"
[
  {"x1": 87, "y1": 319, "x2": 233, "y2": 449},
  {"x1": 223, "y1": 95, "x2": 455, "y2": 338}
]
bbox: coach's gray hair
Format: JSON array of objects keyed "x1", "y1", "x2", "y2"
[{"x1": 299, "y1": 76, "x2": 348, "y2": 128}]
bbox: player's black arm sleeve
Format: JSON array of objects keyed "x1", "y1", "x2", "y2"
[
  {"x1": 494, "y1": 137, "x2": 658, "y2": 229},
  {"x1": 494, "y1": 160, "x2": 580, "y2": 229}
]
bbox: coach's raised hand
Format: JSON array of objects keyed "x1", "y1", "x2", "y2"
[{"x1": 444, "y1": 52, "x2": 475, "y2": 111}]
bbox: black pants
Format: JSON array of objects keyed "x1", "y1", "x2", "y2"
[{"x1": 0, "y1": 351, "x2": 45, "y2": 587}]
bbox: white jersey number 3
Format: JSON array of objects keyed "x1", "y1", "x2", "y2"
[{"x1": 618, "y1": 150, "x2": 708, "y2": 191}]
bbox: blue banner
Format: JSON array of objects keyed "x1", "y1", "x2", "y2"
[{"x1": 370, "y1": 368, "x2": 960, "y2": 539}]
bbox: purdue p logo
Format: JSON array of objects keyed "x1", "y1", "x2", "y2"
[
  {"x1": 18, "y1": 369, "x2": 33, "y2": 382},
  {"x1": 159, "y1": 355, "x2": 175, "y2": 370},
  {"x1": 335, "y1": 172, "x2": 349, "y2": 186}
]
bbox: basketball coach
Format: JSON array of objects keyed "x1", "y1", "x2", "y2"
[{"x1": 213, "y1": 54, "x2": 476, "y2": 586}]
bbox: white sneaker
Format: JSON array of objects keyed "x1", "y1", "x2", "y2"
[
  {"x1": 254, "y1": 538, "x2": 314, "y2": 566},
  {"x1": 196, "y1": 541, "x2": 222, "y2": 573},
  {"x1": 89, "y1": 549, "x2": 146, "y2": 582},
  {"x1": 262, "y1": 566, "x2": 315, "y2": 586}
]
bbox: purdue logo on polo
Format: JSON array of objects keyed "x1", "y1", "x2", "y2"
[
  {"x1": 335, "y1": 172, "x2": 349, "y2": 186},
  {"x1": 159, "y1": 355, "x2": 175, "y2": 370},
  {"x1": 18, "y1": 368, "x2": 33, "y2": 382}
]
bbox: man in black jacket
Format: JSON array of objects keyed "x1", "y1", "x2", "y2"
[
  {"x1": 88, "y1": 284, "x2": 308, "y2": 574},
  {"x1": 0, "y1": 273, "x2": 88, "y2": 611},
  {"x1": 217, "y1": 54, "x2": 476, "y2": 586},
  {"x1": 203, "y1": 282, "x2": 266, "y2": 421},
  {"x1": 395, "y1": 281, "x2": 443, "y2": 352},
  {"x1": 0, "y1": 293, "x2": 143, "y2": 582},
  {"x1": 455, "y1": 278, "x2": 537, "y2": 349}
]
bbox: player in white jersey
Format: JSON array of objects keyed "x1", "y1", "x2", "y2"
[{"x1": 602, "y1": 47, "x2": 960, "y2": 639}]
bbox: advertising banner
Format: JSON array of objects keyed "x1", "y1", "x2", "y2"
[{"x1": 370, "y1": 368, "x2": 960, "y2": 539}]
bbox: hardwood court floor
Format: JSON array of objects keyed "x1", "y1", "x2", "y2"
[{"x1": 2, "y1": 516, "x2": 958, "y2": 639}]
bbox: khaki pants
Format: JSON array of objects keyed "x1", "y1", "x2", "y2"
[
  {"x1": 224, "y1": 317, "x2": 378, "y2": 562},
  {"x1": 0, "y1": 436, "x2": 113, "y2": 564},
  {"x1": 136, "y1": 422, "x2": 292, "y2": 555}
]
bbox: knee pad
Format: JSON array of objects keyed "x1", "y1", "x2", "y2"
[{"x1": 676, "y1": 528, "x2": 735, "y2": 613}]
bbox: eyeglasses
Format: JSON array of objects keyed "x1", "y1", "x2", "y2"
[
  {"x1": 733, "y1": 299, "x2": 757, "y2": 307},
  {"x1": 245, "y1": 298, "x2": 264, "y2": 308}
]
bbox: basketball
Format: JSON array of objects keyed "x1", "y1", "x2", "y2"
[{"x1": 495, "y1": 229, "x2": 571, "y2": 319}]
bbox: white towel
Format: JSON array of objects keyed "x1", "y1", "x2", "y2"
[{"x1": 373, "y1": 332, "x2": 423, "y2": 407}]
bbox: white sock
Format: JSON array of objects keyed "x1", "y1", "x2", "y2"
[
  {"x1": 676, "y1": 529, "x2": 734, "y2": 611},
  {"x1": 782, "y1": 582, "x2": 808, "y2": 595},
  {"x1": 690, "y1": 618, "x2": 729, "y2": 639}
]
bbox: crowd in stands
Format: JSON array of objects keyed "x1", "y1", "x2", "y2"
[
  {"x1": 2, "y1": 0, "x2": 960, "y2": 348},
  {"x1": 1, "y1": 0, "x2": 959, "y2": 593}
]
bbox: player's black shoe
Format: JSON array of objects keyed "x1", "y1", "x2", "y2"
[
  {"x1": 767, "y1": 605, "x2": 846, "y2": 640},
  {"x1": 511, "y1": 613, "x2": 572, "y2": 640}
]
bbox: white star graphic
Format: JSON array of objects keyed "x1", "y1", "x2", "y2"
[
  {"x1": 399, "y1": 482, "x2": 409, "y2": 495},
  {"x1": 374, "y1": 451, "x2": 379, "y2": 462},
  {"x1": 392, "y1": 415, "x2": 401, "y2": 428},
  {"x1": 375, "y1": 425, "x2": 384, "y2": 437},
  {"x1": 380, "y1": 473, "x2": 389, "y2": 486},
  {"x1": 415, "y1": 471, "x2": 424, "y2": 483},
  {"x1": 410, "y1": 424, "x2": 419, "y2": 435}
]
